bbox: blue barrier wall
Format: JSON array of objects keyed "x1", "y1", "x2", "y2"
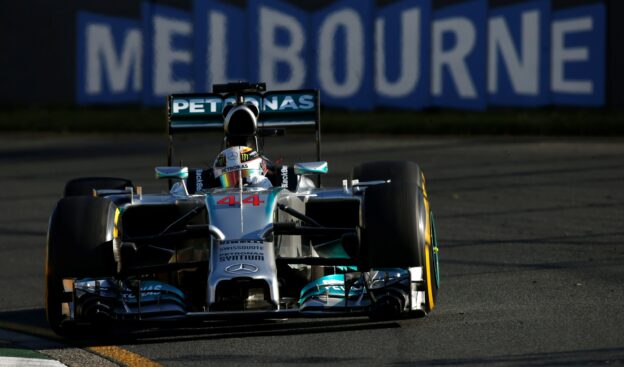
[{"x1": 1, "y1": 0, "x2": 619, "y2": 109}]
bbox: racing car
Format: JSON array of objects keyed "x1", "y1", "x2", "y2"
[{"x1": 45, "y1": 82, "x2": 440, "y2": 336}]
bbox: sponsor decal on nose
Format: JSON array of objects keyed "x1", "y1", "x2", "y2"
[{"x1": 224, "y1": 263, "x2": 259, "y2": 274}]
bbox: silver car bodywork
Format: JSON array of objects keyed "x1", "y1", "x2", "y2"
[
  {"x1": 55, "y1": 84, "x2": 435, "y2": 329},
  {"x1": 66, "y1": 176, "x2": 429, "y2": 323}
]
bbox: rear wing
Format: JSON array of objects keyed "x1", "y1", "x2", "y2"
[
  {"x1": 167, "y1": 89, "x2": 320, "y2": 133},
  {"x1": 165, "y1": 88, "x2": 321, "y2": 166}
]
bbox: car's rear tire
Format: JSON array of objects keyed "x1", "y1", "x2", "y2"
[
  {"x1": 64, "y1": 177, "x2": 133, "y2": 197},
  {"x1": 354, "y1": 161, "x2": 438, "y2": 313},
  {"x1": 45, "y1": 196, "x2": 118, "y2": 336}
]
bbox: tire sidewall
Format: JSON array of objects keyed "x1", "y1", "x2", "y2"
[
  {"x1": 45, "y1": 197, "x2": 117, "y2": 333},
  {"x1": 356, "y1": 161, "x2": 426, "y2": 269}
]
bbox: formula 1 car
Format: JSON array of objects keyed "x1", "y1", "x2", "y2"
[{"x1": 45, "y1": 82, "x2": 440, "y2": 336}]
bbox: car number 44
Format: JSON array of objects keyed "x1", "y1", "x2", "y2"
[{"x1": 217, "y1": 194, "x2": 264, "y2": 206}]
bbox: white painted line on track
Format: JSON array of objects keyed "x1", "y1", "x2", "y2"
[
  {"x1": 0, "y1": 356, "x2": 66, "y2": 367},
  {"x1": 0, "y1": 328, "x2": 118, "y2": 367}
]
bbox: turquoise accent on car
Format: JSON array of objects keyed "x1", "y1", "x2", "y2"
[
  {"x1": 336, "y1": 266, "x2": 358, "y2": 272},
  {"x1": 294, "y1": 161, "x2": 328, "y2": 175},
  {"x1": 313, "y1": 239, "x2": 350, "y2": 259},
  {"x1": 205, "y1": 194, "x2": 217, "y2": 216},
  {"x1": 155, "y1": 166, "x2": 189, "y2": 179},
  {"x1": 264, "y1": 188, "x2": 282, "y2": 217},
  {"x1": 299, "y1": 274, "x2": 363, "y2": 304},
  {"x1": 121, "y1": 280, "x2": 186, "y2": 306}
]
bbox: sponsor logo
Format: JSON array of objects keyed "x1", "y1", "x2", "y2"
[
  {"x1": 196, "y1": 169, "x2": 203, "y2": 191},
  {"x1": 219, "y1": 240, "x2": 264, "y2": 245},
  {"x1": 219, "y1": 240, "x2": 264, "y2": 247},
  {"x1": 226, "y1": 149, "x2": 238, "y2": 160},
  {"x1": 218, "y1": 243, "x2": 265, "y2": 262},
  {"x1": 171, "y1": 94, "x2": 315, "y2": 115},
  {"x1": 224, "y1": 263, "x2": 259, "y2": 274},
  {"x1": 281, "y1": 165, "x2": 289, "y2": 188},
  {"x1": 221, "y1": 164, "x2": 249, "y2": 173},
  {"x1": 122, "y1": 284, "x2": 163, "y2": 300},
  {"x1": 219, "y1": 254, "x2": 265, "y2": 262}
]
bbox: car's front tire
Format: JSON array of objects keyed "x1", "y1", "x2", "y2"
[
  {"x1": 353, "y1": 161, "x2": 438, "y2": 313},
  {"x1": 45, "y1": 196, "x2": 118, "y2": 335}
]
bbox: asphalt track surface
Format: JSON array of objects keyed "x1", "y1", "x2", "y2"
[{"x1": 1, "y1": 133, "x2": 623, "y2": 366}]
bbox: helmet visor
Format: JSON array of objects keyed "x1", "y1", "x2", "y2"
[{"x1": 219, "y1": 168, "x2": 263, "y2": 188}]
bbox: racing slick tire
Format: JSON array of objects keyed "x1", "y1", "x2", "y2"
[
  {"x1": 353, "y1": 160, "x2": 424, "y2": 189},
  {"x1": 63, "y1": 177, "x2": 133, "y2": 197},
  {"x1": 45, "y1": 196, "x2": 118, "y2": 335},
  {"x1": 354, "y1": 161, "x2": 439, "y2": 313}
]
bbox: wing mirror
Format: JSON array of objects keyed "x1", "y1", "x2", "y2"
[
  {"x1": 155, "y1": 166, "x2": 189, "y2": 179},
  {"x1": 155, "y1": 166, "x2": 189, "y2": 196},
  {"x1": 294, "y1": 161, "x2": 328, "y2": 175}
]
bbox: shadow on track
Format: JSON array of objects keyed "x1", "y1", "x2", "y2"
[
  {"x1": 393, "y1": 348, "x2": 624, "y2": 366},
  {"x1": 3, "y1": 309, "x2": 624, "y2": 366},
  {"x1": 0, "y1": 308, "x2": 401, "y2": 347}
]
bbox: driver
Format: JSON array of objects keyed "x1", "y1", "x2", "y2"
[{"x1": 212, "y1": 146, "x2": 272, "y2": 189}]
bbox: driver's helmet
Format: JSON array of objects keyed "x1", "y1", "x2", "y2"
[{"x1": 212, "y1": 146, "x2": 266, "y2": 188}]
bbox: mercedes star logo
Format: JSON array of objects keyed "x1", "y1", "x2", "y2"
[{"x1": 224, "y1": 263, "x2": 259, "y2": 274}]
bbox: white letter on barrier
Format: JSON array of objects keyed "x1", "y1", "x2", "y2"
[
  {"x1": 259, "y1": 6, "x2": 306, "y2": 90},
  {"x1": 375, "y1": 8, "x2": 421, "y2": 98},
  {"x1": 488, "y1": 10, "x2": 540, "y2": 95},
  {"x1": 432, "y1": 17, "x2": 477, "y2": 98},
  {"x1": 208, "y1": 11, "x2": 229, "y2": 86},
  {"x1": 154, "y1": 15, "x2": 192, "y2": 95},
  {"x1": 86, "y1": 24, "x2": 142, "y2": 94},
  {"x1": 551, "y1": 17, "x2": 593, "y2": 94},
  {"x1": 318, "y1": 8, "x2": 364, "y2": 98}
]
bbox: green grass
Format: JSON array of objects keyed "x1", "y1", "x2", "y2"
[
  {"x1": 1, "y1": 106, "x2": 623, "y2": 135},
  {"x1": 0, "y1": 348, "x2": 50, "y2": 359}
]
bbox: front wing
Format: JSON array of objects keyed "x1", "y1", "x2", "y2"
[{"x1": 66, "y1": 267, "x2": 427, "y2": 325}]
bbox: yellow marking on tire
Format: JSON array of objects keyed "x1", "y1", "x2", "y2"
[
  {"x1": 87, "y1": 346, "x2": 162, "y2": 367},
  {"x1": 421, "y1": 191, "x2": 434, "y2": 310},
  {"x1": 424, "y1": 198, "x2": 431, "y2": 247},
  {"x1": 424, "y1": 243, "x2": 435, "y2": 311},
  {"x1": 113, "y1": 208, "x2": 120, "y2": 238}
]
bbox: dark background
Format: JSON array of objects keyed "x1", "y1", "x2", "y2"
[{"x1": 0, "y1": 0, "x2": 621, "y2": 107}]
